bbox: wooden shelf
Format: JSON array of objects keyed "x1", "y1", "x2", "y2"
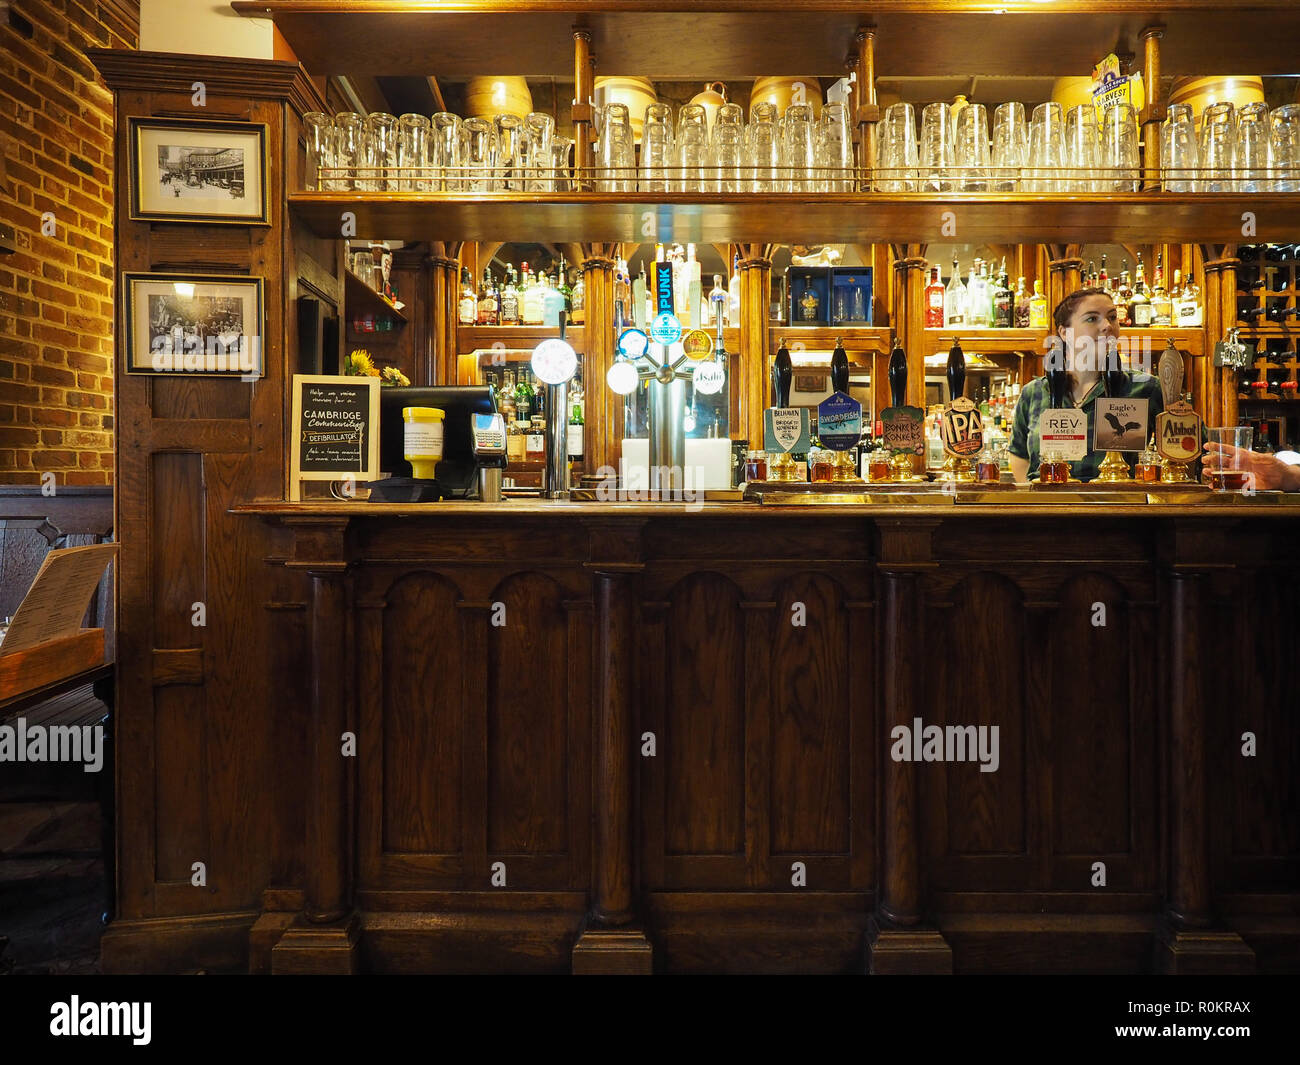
[
  {"x1": 460, "y1": 324, "x2": 586, "y2": 349},
  {"x1": 235, "y1": 1, "x2": 1300, "y2": 78},
  {"x1": 293, "y1": 193, "x2": 1300, "y2": 247},
  {"x1": 344, "y1": 268, "x2": 407, "y2": 326},
  {"x1": 924, "y1": 327, "x2": 1205, "y2": 355},
  {"x1": 769, "y1": 326, "x2": 891, "y2": 353}
]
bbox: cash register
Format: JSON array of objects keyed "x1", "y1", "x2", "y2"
[{"x1": 370, "y1": 385, "x2": 506, "y2": 502}]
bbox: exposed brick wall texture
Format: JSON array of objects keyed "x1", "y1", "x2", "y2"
[{"x1": 0, "y1": 1, "x2": 138, "y2": 485}]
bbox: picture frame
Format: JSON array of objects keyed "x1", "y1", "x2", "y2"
[
  {"x1": 123, "y1": 272, "x2": 265, "y2": 377},
  {"x1": 128, "y1": 117, "x2": 269, "y2": 225}
]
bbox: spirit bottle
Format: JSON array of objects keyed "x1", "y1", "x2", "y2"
[
  {"x1": 459, "y1": 268, "x2": 478, "y2": 325},
  {"x1": 945, "y1": 258, "x2": 966, "y2": 326},
  {"x1": 541, "y1": 271, "x2": 566, "y2": 327},
  {"x1": 477, "y1": 268, "x2": 497, "y2": 325},
  {"x1": 967, "y1": 259, "x2": 989, "y2": 327},
  {"x1": 500, "y1": 267, "x2": 520, "y2": 325},
  {"x1": 567, "y1": 396, "x2": 584, "y2": 463},
  {"x1": 728, "y1": 253, "x2": 742, "y2": 326},
  {"x1": 1176, "y1": 270, "x2": 1204, "y2": 326},
  {"x1": 1098, "y1": 254, "x2": 1109, "y2": 291},
  {"x1": 571, "y1": 271, "x2": 585, "y2": 325},
  {"x1": 1131, "y1": 257, "x2": 1152, "y2": 327},
  {"x1": 799, "y1": 282, "x2": 820, "y2": 322},
  {"x1": 1028, "y1": 279, "x2": 1049, "y2": 329},
  {"x1": 708, "y1": 273, "x2": 727, "y2": 327},
  {"x1": 993, "y1": 267, "x2": 1013, "y2": 328},
  {"x1": 498, "y1": 368, "x2": 517, "y2": 425},
  {"x1": 514, "y1": 367, "x2": 534, "y2": 423},
  {"x1": 1013, "y1": 276, "x2": 1031, "y2": 328},
  {"x1": 1151, "y1": 255, "x2": 1172, "y2": 326},
  {"x1": 925, "y1": 265, "x2": 945, "y2": 328},
  {"x1": 522, "y1": 264, "x2": 546, "y2": 325}
]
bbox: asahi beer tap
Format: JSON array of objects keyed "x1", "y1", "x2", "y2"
[{"x1": 939, "y1": 337, "x2": 979, "y2": 481}]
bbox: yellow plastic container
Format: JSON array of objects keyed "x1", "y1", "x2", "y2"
[{"x1": 402, "y1": 406, "x2": 445, "y2": 480}]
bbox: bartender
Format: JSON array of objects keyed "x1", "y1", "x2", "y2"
[{"x1": 1009, "y1": 287, "x2": 1164, "y2": 482}]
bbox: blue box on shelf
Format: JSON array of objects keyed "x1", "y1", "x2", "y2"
[
  {"x1": 787, "y1": 266, "x2": 830, "y2": 326},
  {"x1": 829, "y1": 267, "x2": 873, "y2": 326}
]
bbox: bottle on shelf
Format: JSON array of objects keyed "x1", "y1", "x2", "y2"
[
  {"x1": 993, "y1": 265, "x2": 1013, "y2": 328},
  {"x1": 1256, "y1": 422, "x2": 1275, "y2": 454},
  {"x1": 542, "y1": 271, "x2": 566, "y2": 327},
  {"x1": 558, "y1": 256, "x2": 573, "y2": 313},
  {"x1": 522, "y1": 263, "x2": 546, "y2": 325},
  {"x1": 925, "y1": 264, "x2": 945, "y2": 328},
  {"x1": 1013, "y1": 276, "x2": 1031, "y2": 329},
  {"x1": 708, "y1": 273, "x2": 727, "y2": 329},
  {"x1": 1174, "y1": 269, "x2": 1203, "y2": 327},
  {"x1": 614, "y1": 257, "x2": 632, "y2": 324},
  {"x1": 799, "y1": 281, "x2": 820, "y2": 322},
  {"x1": 1116, "y1": 263, "x2": 1134, "y2": 325},
  {"x1": 728, "y1": 253, "x2": 741, "y2": 326},
  {"x1": 514, "y1": 366, "x2": 534, "y2": 423},
  {"x1": 571, "y1": 269, "x2": 585, "y2": 325},
  {"x1": 1028, "y1": 278, "x2": 1049, "y2": 329},
  {"x1": 1086, "y1": 260, "x2": 1098, "y2": 288},
  {"x1": 1151, "y1": 255, "x2": 1172, "y2": 327},
  {"x1": 967, "y1": 259, "x2": 989, "y2": 327},
  {"x1": 1131, "y1": 256, "x2": 1152, "y2": 327},
  {"x1": 945, "y1": 258, "x2": 967, "y2": 326},
  {"x1": 1098, "y1": 254, "x2": 1109, "y2": 291},
  {"x1": 458, "y1": 268, "x2": 478, "y2": 325},
  {"x1": 500, "y1": 267, "x2": 520, "y2": 325},
  {"x1": 476, "y1": 267, "x2": 497, "y2": 325},
  {"x1": 499, "y1": 367, "x2": 517, "y2": 426}
]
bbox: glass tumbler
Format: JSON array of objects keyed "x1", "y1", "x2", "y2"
[
  {"x1": 303, "y1": 112, "x2": 334, "y2": 192},
  {"x1": 675, "y1": 104, "x2": 709, "y2": 192},
  {"x1": 877, "y1": 102, "x2": 918, "y2": 191},
  {"x1": 1204, "y1": 426, "x2": 1254, "y2": 491},
  {"x1": 1161, "y1": 103, "x2": 1199, "y2": 193},
  {"x1": 745, "y1": 102, "x2": 781, "y2": 193},
  {"x1": 494, "y1": 114, "x2": 524, "y2": 191},
  {"x1": 596, "y1": 102, "x2": 635, "y2": 192},
  {"x1": 430, "y1": 112, "x2": 461, "y2": 190},
  {"x1": 640, "y1": 103, "x2": 674, "y2": 192},
  {"x1": 818, "y1": 102, "x2": 854, "y2": 191},
  {"x1": 333, "y1": 112, "x2": 365, "y2": 192},
  {"x1": 524, "y1": 112, "x2": 555, "y2": 191},
  {"x1": 1270, "y1": 104, "x2": 1300, "y2": 193},
  {"x1": 1235, "y1": 102, "x2": 1271, "y2": 193},
  {"x1": 710, "y1": 102, "x2": 745, "y2": 192},
  {"x1": 919, "y1": 101, "x2": 955, "y2": 192},
  {"x1": 1027, "y1": 102, "x2": 1065, "y2": 192},
  {"x1": 1064, "y1": 104, "x2": 1098, "y2": 192},
  {"x1": 782, "y1": 104, "x2": 817, "y2": 192},
  {"x1": 1199, "y1": 101, "x2": 1237, "y2": 193},
  {"x1": 460, "y1": 117, "x2": 497, "y2": 193},
  {"x1": 365, "y1": 112, "x2": 398, "y2": 191},
  {"x1": 397, "y1": 113, "x2": 430, "y2": 191},
  {"x1": 954, "y1": 102, "x2": 991, "y2": 191},
  {"x1": 991, "y1": 102, "x2": 1027, "y2": 192}
]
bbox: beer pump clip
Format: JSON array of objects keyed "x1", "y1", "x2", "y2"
[
  {"x1": 606, "y1": 261, "x2": 696, "y2": 397},
  {"x1": 1154, "y1": 339, "x2": 1201, "y2": 482},
  {"x1": 938, "y1": 337, "x2": 981, "y2": 482},
  {"x1": 814, "y1": 339, "x2": 864, "y2": 480},
  {"x1": 762, "y1": 338, "x2": 810, "y2": 481},
  {"x1": 878, "y1": 341, "x2": 925, "y2": 482},
  {"x1": 1037, "y1": 336, "x2": 1088, "y2": 472}
]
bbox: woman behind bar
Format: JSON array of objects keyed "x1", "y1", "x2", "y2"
[{"x1": 1009, "y1": 287, "x2": 1164, "y2": 483}]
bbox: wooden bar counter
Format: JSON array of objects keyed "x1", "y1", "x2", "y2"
[{"x1": 201, "y1": 496, "x2": 1300, "y2": 974}]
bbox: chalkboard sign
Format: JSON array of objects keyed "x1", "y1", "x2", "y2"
[{"x1": 290, "y1": 374, "x2": 381, "y2": 499}]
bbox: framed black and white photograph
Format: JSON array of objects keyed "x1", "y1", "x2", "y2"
[
  {"x1": 123, "y1": 272, "x2": 264, "y2": 377},
  {"x1": 129, "y1": 118, "x2": 268, "y2": 224}
]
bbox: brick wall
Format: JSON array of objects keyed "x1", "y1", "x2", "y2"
[{"x1": 0, "y1": 1, "x2": 138, "y2": 486}]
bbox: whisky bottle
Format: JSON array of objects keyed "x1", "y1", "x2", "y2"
[
  {"x1": 1013, "y1": 276, "x2": 1031, "y2": 328},
  {"x1": 799, "y1": 282, "x2": 820, "y2": 322},
  {"x1": 945, "y1": 258, "x2": 966, "y2": 326},
  {"x1": 500, "y1": 267, "x2": 520, "y2": 325},
  {"x1": 993, "y1": 268, "x2": 1013, "y2": 329},
  {"x1": 1131, "y1": 257, "x2": 1152, "y2": 327},
  {"x1": 459, "y1": 268, "x2": 478, "y2": 325}
]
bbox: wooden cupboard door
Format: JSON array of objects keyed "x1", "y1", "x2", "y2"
[
  {"x1": 357, "y1": 566, "x2": 591, "y2": 895},
  {"x1": 639, "y1": 564, "x2": 874, "y2": 894}
]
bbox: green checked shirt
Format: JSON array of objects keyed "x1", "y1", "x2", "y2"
[{"x1": 1009, "y1": 373, "x2": 1165, "y2": 482}]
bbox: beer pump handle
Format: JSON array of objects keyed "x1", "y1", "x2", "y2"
[
  {"x1": 831, "y1": 338, "x2": 849, "y2": 395},
  {"x1": 946, "y1": 338, "x2": 966, "y2": 402},
  {"x1": 888, "y1": 343, "x2": 907, "y2": 409},
  {"x1": 1047, "y1": 337, "x2": 1069, "y2": 409},
  {"x1": 772, "y1": 340, "x2": 793, "y2": 409},
  {"x1": 1102, "y1": 337, "x2": 1127, "y2": 397},
  {"x1": 558, "y1": 310, "x2": 568, "y2": 342}
]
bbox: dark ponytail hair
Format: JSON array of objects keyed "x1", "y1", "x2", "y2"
[{"x1": 1053, "y1": 287, "x2": 1114, "y2": 331}]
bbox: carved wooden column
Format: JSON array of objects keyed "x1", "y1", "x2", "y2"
[
  {"x1": 868, "y1": 520, "x2": 951, "y2": 974},
  {"x1": 1141, "y1": 27, "x2": 1165, "y2": 191},
  {"x1": 572, "y1": 30, "x2": 595, "y2": 190},
  {"x1": 1201, "y1": 246, "x2": 1237, "y2": 428},
  {"x1": 429, "y1": 242, "x2": 461, "y2": 385},
  {"x1": 738, "y1": 246, "x2": 774, "y2": 448},
  {"x1": 274, "y1": 518, "x2": 359, "y2": 974},
  {"x1": 1047, "y1": 249, "x2": 1084, "y2": 309},
  {"x1": 891, "y1": 248, "x2": 927, "y2": 409},
  {"x1": 573, "y1": 521, "x2": 651, "y2": 974},
  {"x1": 854, "y1": 27, "x2": 880, "y2": 182},
  {"x1": 581, "y1": 250, "x2": 617, "y2": 476},
  {"x1": 1158, "y1": 523, "x2": 1253, "y2": 973}
]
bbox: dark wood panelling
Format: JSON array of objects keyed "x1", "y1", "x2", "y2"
[
  {"x1": 380, "y1": 572, "x2": 465, "y2": 855},
  {"x1": 151, "y1": 378, "x2": 252, "y2": 422},
  {"x1": 770, "y1": 572, "x2": 850, "y2": 856},
  {"x1": 664, "y1": 573, "x2": 745, "y2": 857},
  {"x1": 150, "y1": 453, "x2": 204, "y2": 647},
  {"x1": 148, "y1": 226, "x2": 253, "y2": 271},
  {"x1": 486, "y1": 571, "x2": 570, "y2": 859},
  {"x1": 152, "y1": 685, "x2": 206, "y2": 884}
]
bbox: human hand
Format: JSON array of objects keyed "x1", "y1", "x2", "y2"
[{"x1": 1201, "y1": 442, "x2": 1300, "y2": 491}]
